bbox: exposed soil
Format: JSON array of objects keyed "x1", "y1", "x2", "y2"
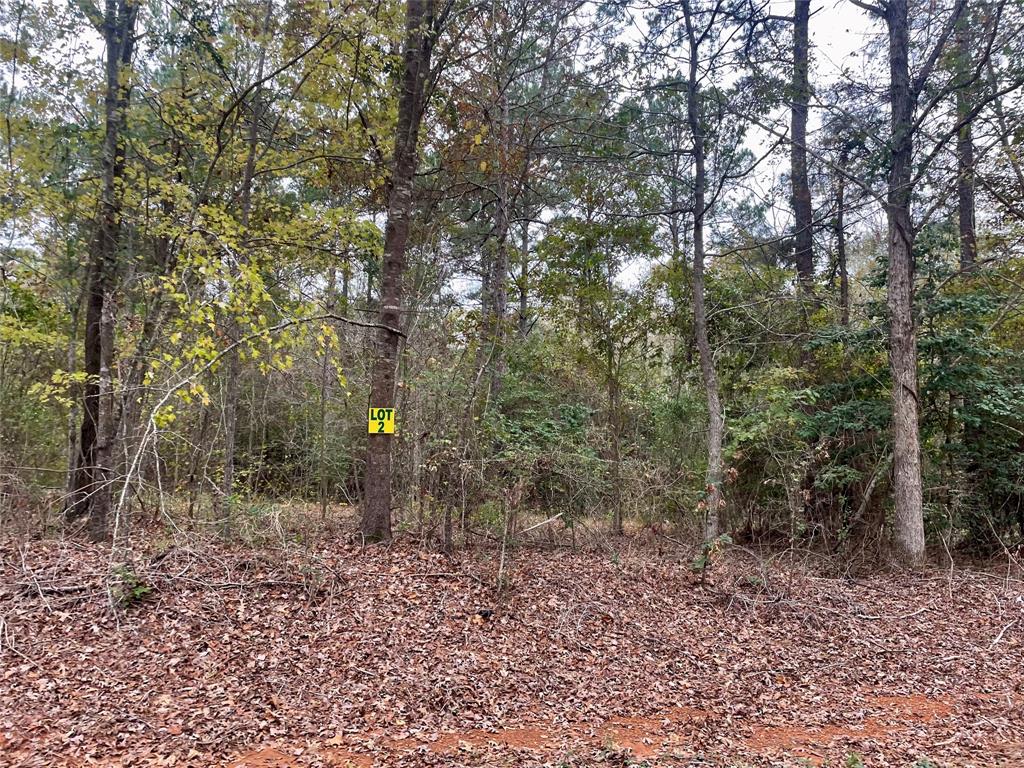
[
  {"x1": 228, "y1": 694, "x2": 989, "y2": 767},
  {"x1": 2, "y1": 536, "x2": 1022, "y2": 767}
]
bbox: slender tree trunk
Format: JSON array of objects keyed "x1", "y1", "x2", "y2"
[
  {"x1": 362, "y1": 0, "x2": 436, "y2": 541},
  {"x1": 66, "y1": 0, "x2": 138, "y2": 540},
  {"x1": 93, "y1": 287, "x2": 116, "y2": 540},
  {"x1": 517, "y1": 219, "x2": 530, "y2": 337},
  {"x1": 791, "y1": 0, "x2": 814, "y2": 291},
  {"x1": 836, "y1": 148, "x2": 849, "y2": 325},
  {"x1": 607, "y1": 355, "x2": 623, "y2": 536},
  {"x1": 64, "y1": 303, "x2": 80, "y2": 502},
  {"x1": 684, "y1": 4, "x2": 725, "y2": 541},
  {"x1": 884, "y1": 0, "x2": 926, "y2": 564},
  {"x1": 604, "y1": 261, "x2": 623, "y2": 536},
  {"x1": 319, "y1": 271, "x2": 337, "y2": 520},
  {"x1": 668, "y1": 139, "x2": 692, "y2": 372},
  {"x1": 487, "y1": 112, "x2": 510, "y2": 401},
  {"x1": 187, "y1": 407, "x2": 211, "y2": 522},
  {"x1": 956, "y1": 21, "x2": 977, "y2": 269}
]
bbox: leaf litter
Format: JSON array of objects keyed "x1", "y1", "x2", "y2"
[{"x1": 1, "y1": 536, "x2": 1022, "y2": 767}]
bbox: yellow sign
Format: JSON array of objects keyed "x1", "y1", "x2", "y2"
[{"x1": 368, "y1": 407, "x2": 396, "y2": 434}]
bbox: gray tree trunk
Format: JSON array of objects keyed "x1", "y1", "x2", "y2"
[
  {"x1": 884, "y1": 0, "x2": 925, "y2": 564},
  {"x1": 683, "y1": 1, "x2": 725, "y2": 541}
]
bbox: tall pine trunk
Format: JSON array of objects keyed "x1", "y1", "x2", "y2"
[
  {"x1": 362, "y1": 0, "x2": 435, "y2": 541},
  {"x1": 884, "y1": 0, "x2": 925, "y2": 564}
]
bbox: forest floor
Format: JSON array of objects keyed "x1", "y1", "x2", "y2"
[{"x1": 1, "y1": 525, "x2": 1023, "y2": 768}]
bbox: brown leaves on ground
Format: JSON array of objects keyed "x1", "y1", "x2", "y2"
[{"x1": 1, "y1": 536, "x2": 1022, "y2": 767}]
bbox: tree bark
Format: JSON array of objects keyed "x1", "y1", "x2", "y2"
[
  {"x1": 487, "y1": 90, "x2": 510, "y2": 402},
  {"x1": 361, "y1": 0, "x2": 436, "y2": 541},
  {"x1": 517, "y1": 219, "x2": 530, "y2": 337},
  {"x1": 791, "y1": 0, "x2": 814, "y2": 291},
  {"x1": 64, "y1": 303, "x2": 81, "y2": 503},
  {"x1": 683, "y1": 1, "x2": 725, "y2": 542},
  {"x1": 955, "y1": 21, "x2": 977, "y2": 269},
  {"x1": 65, "y1": 0, "x2": 138, "y2": 540},
  {"x1": 836, "y1": 147, "x2": 849, "y2": 325},
  {"x1": 319, "y1": 271, "x2": 337, "y2": 520},
  {"x1": 605, "y1": 264, "x2": 622, "y2": 536},
  {"x1": 93, "y1": 286, "x2": 116, "y2": 540},
  {"x1": 884, "y1": 0, "x2": 925, "y2": 564}
]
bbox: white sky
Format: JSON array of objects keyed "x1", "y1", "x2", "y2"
[{"x1": 806, "y1": 0, "x2": 883, "y2": 73}]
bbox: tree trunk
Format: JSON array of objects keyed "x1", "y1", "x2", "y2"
[
  {"x1": 517, "y1": 219, "x2": 530, "y2": 337},
  {"x1": 956, "y1": 21, "x2": 977, "y2": 269},
  {"x1": 487, "y1": 87, "x2": 510, "y2": 401},
  {"x1": 319, "y1": 271, "x2": 337, "y2": 520},
  {"x1": 92, "y1": 286, "x2": 116, "y2": 540},
  {"x1": 64, "y1": 303, "x2": 81, "y2": 503},
  {"x1": 791, "y1": 0, "x2": 814, "y2": 291},
  {"x1": 187, "y1": 406, "x2": 212, "y2": 522},
  {"x1": 836, "y1": 147, "x2": 849, "y2": 325},
  {"x1": 885, "y1": 0, "x2": 926, "y2": 565},
  {"x1": 668, "y1": 138, "x2": 692, "y2": 372},
  {"x1": 66, "y1": 0, "x2": 138, "y2": 540},
  {"x1": 684, "y1": 3, "x2": 725, "y2": 542},
  {"x1": 605, "y1": 264, "x2": 623, "y2": 536},
  {"x1": 362, "y1": 0, "x2": 436, "y2": 542}
]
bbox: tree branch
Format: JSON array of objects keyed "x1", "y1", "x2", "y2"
[{"x1": 72, "y1": 0, "x2": 105, "y2": 31}]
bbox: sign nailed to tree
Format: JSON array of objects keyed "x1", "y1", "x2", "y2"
[{"x1": 368, "y1": 407, "x2": 396, "y2": 434}]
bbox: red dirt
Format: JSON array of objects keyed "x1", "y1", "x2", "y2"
[
  {"x1": 746, "y1": 694, "x2": 956, "y2": 764},
  {"x1": 384, "y1": 725, "x2": 554, "y2": 754},
  {"x1": 230, "y1": 695, "x2": 959, "y2": 766},
  {"x1": 595, "y1": 705, "x2": 707, "y2": 758},
  {"x1": 231, "y1": 745, "x2": 373, "y2": 767}
]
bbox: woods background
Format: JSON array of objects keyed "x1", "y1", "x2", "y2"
[{"x1": 2, "y1": 0, "x2": 1024, "y2": 567}]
